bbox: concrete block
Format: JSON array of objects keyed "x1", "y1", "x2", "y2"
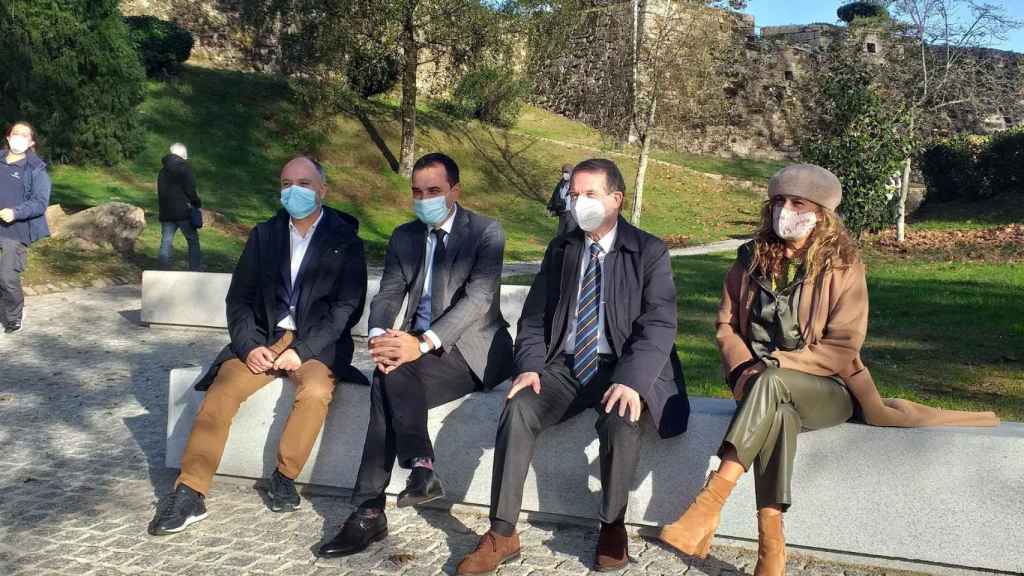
[
  {"x1": 142, "y1": 271, "x2": 530, "y2": 339},
  {"x1": 165, "y1": 366, "x2": 1024, "y2": 572}
]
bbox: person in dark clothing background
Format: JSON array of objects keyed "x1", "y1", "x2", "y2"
[
  {"x1": 158, "y1": 142, "x2": 202, "y2": 271},
  {"x1": 546, "y1": 163, "x2": 576, "y2": 237},
  {"x1": 0, "y1": 121, "x2": 51, "y2": 334}
]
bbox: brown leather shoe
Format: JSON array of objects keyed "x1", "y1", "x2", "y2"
[
  {"x1": 659, "y1": 472, "x2": 736, "y2": 559},
  {"x1": 754, "y1": 510, "x2": 785, "y2": 576},
  {"x1": 595, "y1": 522, "x2": 629, "y2": 572},
  {"x1": 456, "y1": 530, "x2": 521, "y2": 575}
]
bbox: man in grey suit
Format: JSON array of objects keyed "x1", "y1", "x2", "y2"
[{"x1": 318, "y1": 153, "x2": 514, "y2": 558}]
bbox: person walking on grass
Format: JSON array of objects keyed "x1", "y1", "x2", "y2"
[
  {"x1": 659, "y1": 164, "x2": 1000, "y2": 576},
  {"x1": 158, "y1": 142, "x2": 202, "y2": 271},
  {"x1": 0, "y1": 121, "x2": 51, "y2": 334}
]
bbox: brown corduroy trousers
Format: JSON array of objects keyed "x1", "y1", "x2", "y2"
[{"x1": 176, "y1": 331, "x2": 336, "y2": 495}]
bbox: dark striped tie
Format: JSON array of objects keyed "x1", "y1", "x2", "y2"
[{"x1": 573, "y1": 242, "x2": 603, "y2": 385}]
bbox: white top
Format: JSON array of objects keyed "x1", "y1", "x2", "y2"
[
  {"x1": 558, "y1": 180, "x2": 571, "y2": 208},
  {"x1": 563, "y1": 225, "x2": 617, "y2": 356},
  {"x1": 276, "y1": 209, "x2": 324, "y2": 331},
  {"x1": 369, "y1": 204, "x2": 458, "y2": 350}
]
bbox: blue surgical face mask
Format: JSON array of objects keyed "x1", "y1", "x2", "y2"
[
  {"x1": 414, "y1": 195, "x2": 451, "y2": 227},
  {"x1": 280, "y1": 185, "x2": 319, "y2": 219}
]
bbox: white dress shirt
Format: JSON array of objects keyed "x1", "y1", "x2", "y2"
[
  {"x1": 276, "y1": 209, "x2": 324, "y2": 331},
  {"x1": 369, "y1": 205, "x2": 457, "y2": 350},
  {"x1": 563, "y1": 225, "x2": 617, "y2": 355}
]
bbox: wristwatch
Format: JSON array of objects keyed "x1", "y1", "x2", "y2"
[{"x1": 418, "y1": 338, "x2": 432, "y2": 354}]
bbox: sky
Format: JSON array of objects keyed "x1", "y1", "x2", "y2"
[{"x1": 741, "y1": 0, "x2": 1024, "y2": 54}]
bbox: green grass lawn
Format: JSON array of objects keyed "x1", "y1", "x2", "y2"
[
  {"x1": 909, "y1": 194, "x2": 1024, "y2": 231},
  {"x1": 507, "y1": 251, "x2": 1024, "y2": 420},
  {"x1": 31, "y1": 65, "x2": 767, "y2": 284}
]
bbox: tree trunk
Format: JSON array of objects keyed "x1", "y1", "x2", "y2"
[
  {"x1": 632, "y1": 98, "x2": 656, "y2": 226},
  {"x1": 896, "y1": 113, "x2": 916, "y2": 243},
  {"x1": 897, "y1": 156, "x2": 912, "y2": 242},
  {"x1": 398, "y1": 5, "x2": 418, "y2": 178}
]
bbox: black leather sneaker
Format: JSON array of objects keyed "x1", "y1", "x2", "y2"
[
  {"x1": 149, "y1": 484, "x2": 208, "y2": 536},
  {"x1": 267, "y1": 469, "x2": 301, "y2": 512},
  {"x1": 4, "y1": 320, "x2": 21, "y2": 333},
  {"x1": 317, "y1": 508, "x2": 388, "y2": 558}
]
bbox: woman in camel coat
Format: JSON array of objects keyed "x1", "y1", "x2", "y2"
[{"x1": 659, "y1": 164, "x2": 998, "y2": 576}]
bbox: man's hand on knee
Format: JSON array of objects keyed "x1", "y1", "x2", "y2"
[
  {"x1": 507, "y1": 372, "x2": 541, "y2": 399},
  {"x1": 602, "y1": 384, "x2": 642, "y2": 423},
  {"x1": 246, "y1": 346, "x2": 277, "y2": 374},
  {"x1": 273, "y1": 348, "x2": 302, "y2": 372},
  {"x1": 370, "y1": 329, "x2": 422, "y2": 374}
]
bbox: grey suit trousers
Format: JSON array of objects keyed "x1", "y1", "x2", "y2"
[{"x1": 490, "y1": 355, "x2": 642, "y2": 531}]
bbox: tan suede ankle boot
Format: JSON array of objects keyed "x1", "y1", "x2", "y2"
[
  {"x1": 754, "y1": 510, "x2": 785, "y2": 576},
  {"x1": 659, "y1": 472, "x2": 736, "y2": 558}
]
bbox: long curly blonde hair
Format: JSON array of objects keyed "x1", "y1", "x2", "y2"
[{"x1": 749, "y1": 199, "x2": 859, "y2": 282}]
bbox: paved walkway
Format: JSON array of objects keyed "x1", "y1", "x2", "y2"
[{"x1": 1, "y1": 286, "x2": 933, "y2": 576}]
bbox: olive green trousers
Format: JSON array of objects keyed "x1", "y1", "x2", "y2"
[{"x1": 722, "y1": 366, "x2": 854, "y2": 511}]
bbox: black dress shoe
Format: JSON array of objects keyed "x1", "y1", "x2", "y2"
[
  {"x1": 267, "y1": 469, "x2": 301, "y2": 512},
  {"x1": 397, "y1": 467, "x2": 444, "y2": 508},
  {"x1": 149, "y1": 484, "x2": 208, "y2": 536},
  {"x1": 317, "y1": 509, "x2": 388, "y2": 558}
]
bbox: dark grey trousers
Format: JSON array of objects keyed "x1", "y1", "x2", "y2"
[
  {"x1": 722, "y1": 366, "x2": 853, "y2": 511},
  {"x1": 0, "y1": 237, "x2": 27, "y2": 324},
  {"x1": 490, "y1": 355, "x2": 642, "y2": 529},
  {"x1": 351, "y1": 346, "x2": 479, "y2": 510}
]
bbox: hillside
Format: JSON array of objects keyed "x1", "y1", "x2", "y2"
[{"x1": 28, "y1": 65, "x2": 775, "y2": 286}]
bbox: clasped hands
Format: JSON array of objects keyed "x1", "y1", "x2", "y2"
[
  {"x1": 0, "y1": 208, "x2": 14, "y2": 223},
  {"x1": 245, "y1": 346, "x2": 301, "y2": 374},
  {"x1": 369, "y1": 329, "x2": 426, "y2": 374},
  {"x1": 506, "y1": 372, "x2": 644, "y2": 423}
]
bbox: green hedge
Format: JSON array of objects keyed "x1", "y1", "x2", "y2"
[
  {"x1": 445, "y1": 66, "x2": 528, "y2": 129},
  {"x1": 920, "y1": 131, "x2": 1024, "y2": 203},
  {"x1": 0, "y1": 0, "x2": 146, "y2": 164},
  {"x1": 837, "y1": 2, "x2": 889, "y2": 24},
  {"x1": 125, "y1": 15, "x2": 194, "y2": 78}
]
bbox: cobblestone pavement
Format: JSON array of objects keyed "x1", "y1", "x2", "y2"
[{"x1": 1, "y1": 286, "x2": 932, "y2": 576}]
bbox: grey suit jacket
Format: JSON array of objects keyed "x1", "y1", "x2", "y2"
[{"x1": 368, "y1": 204, "x2": 515, "y2": 388}]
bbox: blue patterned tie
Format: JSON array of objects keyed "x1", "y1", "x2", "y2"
[{"x1": 573, "y1": 242, "x2": 603, "y2": 385}]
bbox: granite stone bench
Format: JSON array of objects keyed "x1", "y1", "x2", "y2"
[{"x1": 149, "y1": 272, "x2": 1024, "y2": 573}]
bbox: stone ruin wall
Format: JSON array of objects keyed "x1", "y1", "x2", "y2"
[{"x1": 121, "y1": 0, "x2": 1021, "y2": 161}]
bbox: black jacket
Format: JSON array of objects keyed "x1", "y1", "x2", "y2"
[
  {"x1": 196, "y1": 207, "x2": 368, "y2": 390},
  {"x1": 158, "y1": 154, "x2": 200, "y2": 222},
  {"x1": 515, "y1": 216, "x2": 690, "y2": 438},
  {"x1": 547, "y1": 178, "x2": 569, "y2": 214}
]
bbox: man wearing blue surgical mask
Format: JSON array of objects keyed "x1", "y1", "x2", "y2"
[
  {"x1": 318, "y1": 152, "x2": 514, "y2": 559},
  {"x1": 149, "y1": 156, "x2": 368, "y2": 536}
]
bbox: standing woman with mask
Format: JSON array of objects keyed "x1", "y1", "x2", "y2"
[
  {"x1": 659, "y1": 164, "x2": 999, "y2": 576},
  {"x1": 0, "y1": 122, "x2": 51, "y2": 333}
]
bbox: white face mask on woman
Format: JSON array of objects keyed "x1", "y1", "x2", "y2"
[
  {"x1": 7, "y1": 135, "x2": 31, "y2": 155},
  {"x1": 773, "y1": 205, "x2": 817, "y2": 240}
]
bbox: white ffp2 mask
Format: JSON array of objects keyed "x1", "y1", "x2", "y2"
[{"x1": 572, "y1": 196, "x2": 606, "y2": 232}]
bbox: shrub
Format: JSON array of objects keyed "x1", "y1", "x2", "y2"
[
  {"x1": 0, "y1": 0, "x2": 146, "y2": 164},
  {"x1": 837, "y1": 2, "x2": 890, "y2": 24},
  {"x1": 125, "y1": 15, "x2": 194, "y2": 78},
  {"x1": 446, "y1": 66, "x2": 529, "y2": 128},
  {"x1": 977, "y1": 129, "x2": 1024, "y2": 197},
  {"x1": 346, "y1": 41, "x2": 401, "y2": 99},
  {"x1": 919, "y1": 136, "x2": 985, "y2": 202},
  {"x1": 799, "y1": 42, "x2": 913, "y2": 236}
]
